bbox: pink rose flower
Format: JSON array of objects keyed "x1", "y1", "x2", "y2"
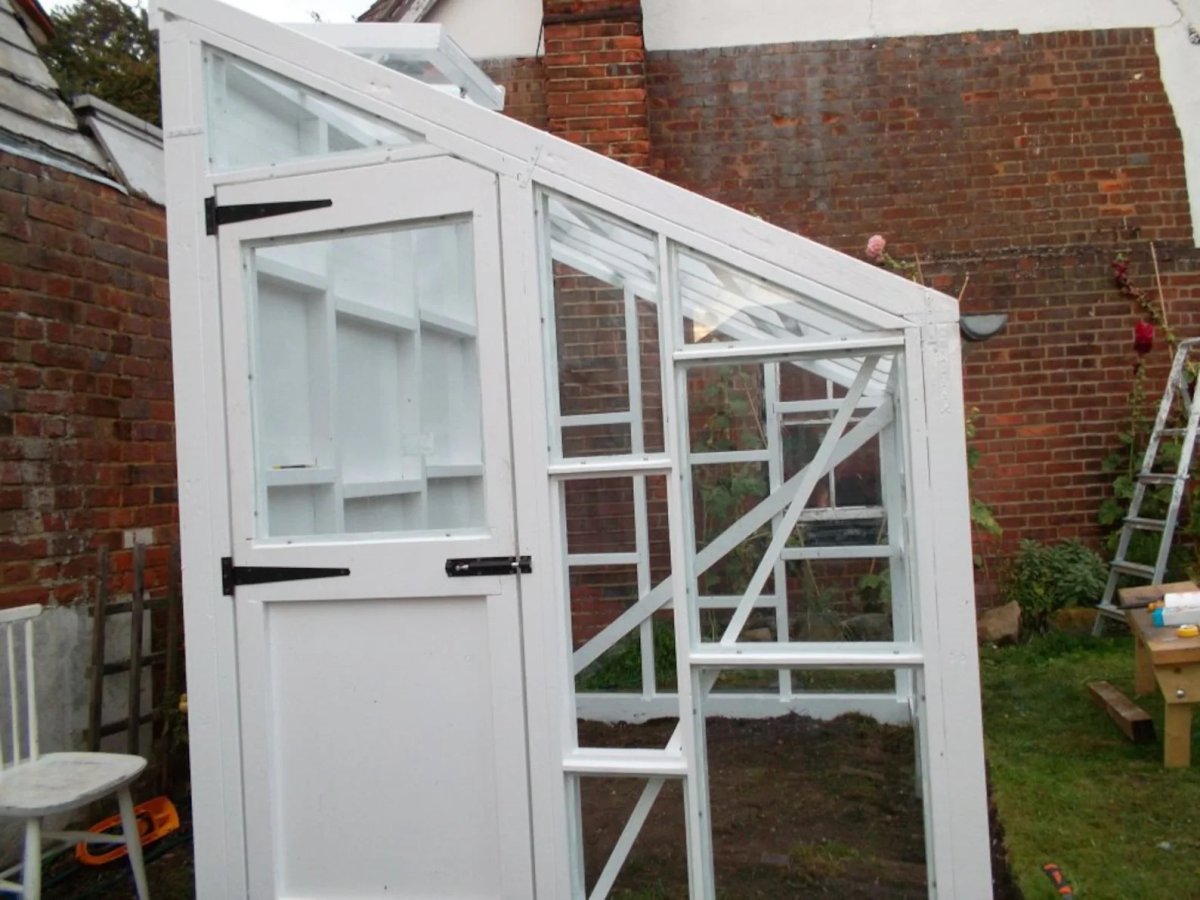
[{"x1": 865, "y1": 234, "x2": 887, "y2": 262}]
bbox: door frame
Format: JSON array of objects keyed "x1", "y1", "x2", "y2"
[{"x1": 209, "y1": 155, "x2": 537, "y2": 898}]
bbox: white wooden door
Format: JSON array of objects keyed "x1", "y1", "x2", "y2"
[{"x1": 213, "y1": 157, "x2": 533, "y2": 898}]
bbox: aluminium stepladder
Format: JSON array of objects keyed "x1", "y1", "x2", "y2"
[{"x1": 1093, "y1": 337, "x2": 1200, "y2": 635}]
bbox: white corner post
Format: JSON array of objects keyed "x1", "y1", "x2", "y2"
[
  {"x1": 902, "y1": 325, "x2": 993, "y2": 897},
  {"x1": 156, "y1": 19, "x2": 249, "y2": 899}
]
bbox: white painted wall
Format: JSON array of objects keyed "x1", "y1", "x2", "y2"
[
  {"x1": 425, "y1": 0, "x2": 1200, "y2": 245},
  {"x1": 640, "y1": 0, "x2": 1187, "y2": 49},
  {"x1": 424, "y1": 0, "x2": 542, "y2": 60}
]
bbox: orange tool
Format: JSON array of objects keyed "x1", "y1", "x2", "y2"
[{"x1": 75, "y1": 796, "x2": 181, "y2": 866}]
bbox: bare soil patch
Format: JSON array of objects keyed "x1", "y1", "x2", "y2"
[{"x1": 579, "y1": 714, "x2": 1011, "y2": 899}]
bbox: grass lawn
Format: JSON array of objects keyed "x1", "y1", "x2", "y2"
[{"x1": 981, "y1": 632, "x2": 1200, "y2": 899}]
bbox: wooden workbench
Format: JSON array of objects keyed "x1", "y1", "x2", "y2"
[{"x1": 1128, "y1": 606, "x2": 1200, "y2": 767}]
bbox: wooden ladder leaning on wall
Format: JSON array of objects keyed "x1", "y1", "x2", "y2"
[{"x1": 87, "y1": 543, "x2": 183, "y2": 796}]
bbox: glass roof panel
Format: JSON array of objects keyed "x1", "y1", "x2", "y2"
[
  {"x1": 286, "y1": 23, "x2": 505, "y2": 110},
  {"x1": 675, "y1": 248, "x2": 892, "y2": 391},
  {"x1": 677, "y1": 249, "x2": 869, "y2": 345},
  {"x1": 204, "y1": 49, "x2": 422, "y2": 173},
  {"x1": 546, "y1": 195, "x2": 659, "y2": 300},
  {"x1": 544, "y1": 194, "x2": 892, "y2": 393}
]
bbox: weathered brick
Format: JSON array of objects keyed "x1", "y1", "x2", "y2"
[{"x1": 2, "y1": 149, "x2": 176, "y2": 611}]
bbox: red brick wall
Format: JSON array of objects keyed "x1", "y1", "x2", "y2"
[
  {"x1": 480, "y1": 57, "x2": 549, "y2": 131},
  {"x1": 543, "y1": 0, "x2": 650, "y2": 168},
  {"x1": 0, "y1": 151, "x2": 176, "y2": 608},
  {"x1": 481, "y1": 26, "x2": 1200, "y2": 612}
]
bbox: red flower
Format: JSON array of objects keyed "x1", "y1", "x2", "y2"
[{"x1": 1134, "y1": 321, "x2": 1154, "y2": 355}]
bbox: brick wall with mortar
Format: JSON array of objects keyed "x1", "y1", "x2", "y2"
[
  {"x1": 0, "y1": 151, "x2": 176, "y2": 611},
  {"x1": 476, "y1": 24, "x2": 1200, "y2": 618},
  {"x1": 542, "y1": 0, "x2": 650, "y2": 169}
]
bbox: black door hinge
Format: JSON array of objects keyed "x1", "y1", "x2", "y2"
[
  {"x1": 205, "y1": 197, "x2": 333, "y2": 236},
  {"x1": 445, "y1": 556, "x2": 532, "y2": 577},
  {"x1": 222, "y1": 556, "x2": 350, "y2": 596}
]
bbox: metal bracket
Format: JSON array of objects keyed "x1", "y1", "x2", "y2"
[
  {"x1": 221, "y1": 556, "x2": 350, "y2": 596},
  {"x1": 205, "y1": 197, "x2": 332, "y2": 236},
  {"x1": 445, "y1": 556, "x2": 532, "y2": 577}
]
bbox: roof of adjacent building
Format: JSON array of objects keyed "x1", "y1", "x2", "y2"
[
  {"x1": 358, "y1": 0, "x2": 440, "y2": 24},
  {"x1": 0, "y1": 0, "x2": 166, "y2": 197},
  {"x1": 0, "y1": 0, "x2": 110, "y2": 173}
]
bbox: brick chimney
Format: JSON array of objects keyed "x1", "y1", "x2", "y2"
[{"x1": 542, "y1": 1, "x2": 650, "y2": 171}]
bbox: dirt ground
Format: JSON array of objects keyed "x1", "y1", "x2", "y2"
[
  {"x1": 47, "y1": 715, "x2": 1016, "y2": 898},
  {"x1": 580, "y1": 714, "x2": 1018, "y2": 899}
]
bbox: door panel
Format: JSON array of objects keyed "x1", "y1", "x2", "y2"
[
  {"x1": 269, "y1": 596, "x2": 502, "y2": 896},
  {"x1": 215, "y1": 157, "x2": 532, "y2": 898}
]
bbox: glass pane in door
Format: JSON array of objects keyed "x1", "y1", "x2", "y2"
[{"x1": 245, "y1": 220, "x2": 484, "y2": 538}]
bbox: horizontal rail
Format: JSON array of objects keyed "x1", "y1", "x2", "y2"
[
  {"x1": 673, "y1": 333, "x2": 904, "y2": 367},
  {"x1": 567, "y1": 552, "x2": 640, "y2": 568},
  {"x1": 576, "y1": 692, "x2": 912, "y2": 725},
  {"x1": 690, "y1": 642, "x2": 923, "y2": 669},
  {"x1": 689, "y1": 449, "x2": 770, "y2": 466},
  {"x1": 780, "y1": 545, "x2": 892, "y2": 561},
  {"x1": 776, "y1": 397, "x2": 884, "y2": 414},
  {"x1": 563, "y1": 748, "x2": 688, "y2": 778},
  {"x1": 561, "y1": 411, "x2": 634, "y2": 428},
  {"x1": 548, "y1": 455, "x2": 671, "y2": 479}
]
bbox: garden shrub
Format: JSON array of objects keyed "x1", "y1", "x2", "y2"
[{"x1": 1006, "y1": 540, "x2": 1107, "y2": 634}]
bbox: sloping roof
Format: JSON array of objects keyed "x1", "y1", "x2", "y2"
[
  {"x1": 0, "y1": 0, "x2": 108, "y2": 173},
  {"x1": 156, "y1": 0, "x2": 953, "y2": 340},
  {"x1": 357, "y1": 0, "x2": 440, "y2": 24}
]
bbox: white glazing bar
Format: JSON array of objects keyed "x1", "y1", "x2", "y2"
[
  {"x1": 635, "y1": 478, "x2": 654, "y2": 700},
  {"x1": 549, "y1": 235, "x2": 658, "y2": 299},
  {"x1": 24, "y1": 620, "x2": 36, "y2": 760},
  {"x1": 577, "y1": 692, "x2": 907, "y2": 724},
  {"x1": 571, "y1": 404, "x2": 895, "y2": 673},
  {"x1": 566, "y1": 776, "x2": 587, "y2": 899},
  {"x1": 762, "y1": 363, "x2": 792, "y2": 697},
  {"x1": 799, "y1": 506, "x2": 886, "y2": 522},
  {"x1": 674, "y1": 334, "x2": 903, "y2": 367},
  {"x1": 561, "y1": 412, "x2": 634, "y2": 427},
  {"x1": 623, "y1": 283, "x2": 657, "y2": 701},
  {"x1": 7, "y1": 627, "x2": 19, "y2": 761},
  {"x1": 537, "y1": 193, "x2": 566, "y2": 463},
  {"x1": 550, "y1": 217, "x2": 656, "y2": 283},
  {"x1": 662, "y1": 235, "x2": 715, "y2": 899},
  {"x1": 720, "y1": 357, "x2": 880, "y2": 645},
  {"x1": 691, "y1": 641, "x2": 922, "y2": 669},
  {"x1": 880, "y1": 366, "x2": 915, "y2": 709},
  {"x1": 548, "y1": 455, "x2": 672, "y2": 478},
  {"x1": 563, "y1": 749, "x2": 686, "y2": 777},
  {"x1": 558, "y1": 480, "x2": 588, "y2": 899},
  {"x1": 587, "y1": 778, "x2": 667, "y2": 900},
  {"x1": 777, "y1": 397, "x2": 883, "y2": 414},
  {"x1": 692, "y1": 595, "x2": 782, "y2": 610},
  {"x1": 780, "y1": 546, "x2": 892, "y2": 560},
  {"x1": 567, "y1": 552, "x2": 640, "y2": 567},
  {"x1": 688, "y1": 449, "x2": 770, "y2": 465}
]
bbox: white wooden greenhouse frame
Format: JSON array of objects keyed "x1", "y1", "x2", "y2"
[{"x1": 154, "y1": 1, "x2": 992, "y2": 896}]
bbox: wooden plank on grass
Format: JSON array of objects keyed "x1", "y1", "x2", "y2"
[{"x1": 1088, "y1": 681, "x2": 1156, "y2": 743}]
